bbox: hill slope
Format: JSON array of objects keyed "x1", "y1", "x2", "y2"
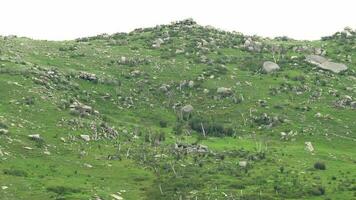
[{"x1": 0, "y1": 19, "x2": 355, "y2": 199}]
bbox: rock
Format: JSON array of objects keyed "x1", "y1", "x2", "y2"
[
  {"x1": 79, "y1": 72, "x2": 97, "y2": 82},
  {"x1": 181, "y1": 105, "x2": 194, "y2": 114},
  {"x1": 305, "y1": 142, "x2": 314, "y2": 152},
  {"x1": 320, "y1": 62, "x2": 348, "y2": 73},
  {"x1": 334, "y1": 95, "x2": 353, "y2": 108},
  {"x1": 28, "y1": 134, "x2": 41, "y2": 140},
  {"x1": 239, "y1": 161, "x2": 248, "y2": 168},
  {"x1": 1, "y1": 186, "x2": 8, "y2": 190},
  {"x1": 110, "y1": 194, "x2": 124, "y2": 200},
  {"x1": 217, "y1": 87, "x2": 232, "y2": 96},
  {"x1": 243, "y1": 38, "x2": 262, "y2": 52},
  {"x1": 174, "y1": 143, "x2": 209, "y2": 153},
  {"x1": 351, "y1": 101, "x2": 356, "y2": 109},
  {"x1": 305, "y1": 55, "x2": 348, "y2": 73},
  {"x1": 80, "y1": 134, "x2": 91, "y2": 142},
  {"x1": 188, "y1": 80, "x2": 194, "y2": 88},
  {"x1": 70, "y1": 101, "x2": 97, "y2": 116},
  {"x1": 130, "y1": 70, "x2": 141, "y2": 77},
  {"x1": 84, "y1": 163, "x2": 93, "y2": 168},
  {"x1": 152, "y1": 38, "x2": 164, "y2": 48},
  {"x1": 315, "y1": 112, "x2": 322, "y2": 118},
  {"x1": 43, "y1": 150, "x2": 51, "y2": 155},
  {"x1": 159, "y1": 84, "x2": 170, "y2": 92},
  {"x1": 262, "y1": 61, "x2": 280, "y2": 73},
  {"x1": 0, "y1": 129, "x2": 8, "y2": 134},
  {"x1": 305, "y1": 55, "x2": 328, "y2": 65}
]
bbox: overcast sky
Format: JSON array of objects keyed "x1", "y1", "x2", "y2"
[{"x1": 0, "y1": 0, "x2": 355, "y2": 41}]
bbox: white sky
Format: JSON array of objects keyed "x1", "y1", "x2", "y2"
[{"x1": 0, "y1": 0, "x2": 355, "y2": 41}]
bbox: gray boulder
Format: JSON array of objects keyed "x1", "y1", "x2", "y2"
[
  {"x1": 262, "y1": 61, "x2": 280, "y2": 73},
  {"x1": 305, "y1": 55, "x2": 348, "y2": 73}
]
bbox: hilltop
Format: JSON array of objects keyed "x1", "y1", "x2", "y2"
[{"x1": 0, "y1": 19, "x2": 355, "y2": 199}]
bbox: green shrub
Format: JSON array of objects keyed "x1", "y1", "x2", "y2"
[
  {"x1": 159, "y1": 120, "x2": 168, "y2": 128},
  {"x1": 3, "y1": 169, "x2": 28, "y2": 177},
  {"x1": 188, "y1": 117, "x2": 234, "y2": 137},
  {"x1": 314, "y1": 162, "x2": 326, "y2": 170},
  {"x1": 309, "y1": 185, "x2": 325, "y2": 196},
  {"x1": 47, "y1": 186, "x2": 81, "y2": 195}
]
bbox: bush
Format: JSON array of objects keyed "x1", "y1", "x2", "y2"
[
  {"x1": 173, "y1": 121, "x2": 184, "y2": 135},
  {"x1": 3, "y1": 169, "x2": 28, "y2": 177},
  {"x1": 159, "y1": 120, "x2": 168, "y2": 128},
  {"x1": 47, "y1": 186, "x2": 81, "y2": 195},
  {"x1": 189, "y1": 117, "x2": 234, "y2": 137},
  {"x1": 314, "y1": 162, "x2": 326, "y2": 170},
  {"x1": 309, "y1": 185, "x2": 325, "y2": 196}
]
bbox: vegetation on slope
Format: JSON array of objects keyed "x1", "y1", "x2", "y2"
[{"x1": 0, "y1": 19, "x2": 355, "y2": 199}]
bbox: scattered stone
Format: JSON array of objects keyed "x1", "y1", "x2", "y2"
[
  {"x1": 159, "y1": 84, "x2": 170, "y2": 92},
  {"x1": 43, "y1": 149, "x2": 51, "y2": 155},
  {"x1": 351, "y1": 101, "x2": 356, "y2": 109},
  {"x1": 129, "y1": 70, "x2": 141, "y2": 77},
  {"x1": 239, "y1": 161, "x2": 248, "y2": 168},
  {"x1": 110, "y1": 194, "x2": 124, "y2": 200},
  {"x1": 181, "y1": 105, "x2": 194, "y2": 114},
  {"x1": 217, "y1": 87, "x2": 232, "y2": 96},
  {"x1": 262, "y1": 61, "x2": 280, "y2": 73},
  {"x1": 79, "y1": 72, "x2": 98, "y2": 82},
  {"x1": 80, "y1": 134, "x2": 91, "y2": 142},
  {"x1": 28, "y1": 134, "x2": 41, "y2": 140},
  {"x1": 243, "y1": 38, "x2": 262, "y2": 52},
  {"x1": 0, "y1": 129, "x2": 9, "y2": 134},
  {"x1": 70, "y1": 101, "x2": 98, "y2": 116},
  {"x1": 305, "y1": 142, "x2": 314, "y2": 153},
  {"x1": 84, "y1": 163, "x2": 93, "y2": 168},
  {"x1": 334, "y1": 95, "x2": 354, "y2": 109},
  {"x1": 174, "y1": 143, "x2": 209, "y2": 153},
  {"x1": 152, "y1": 38, "x2": 164, "y2": 48},
  {"x1": 1, "y1": 186, "x2": 8, "y2": 190}
]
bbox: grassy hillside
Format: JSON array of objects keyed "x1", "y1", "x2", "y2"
[{"x1": 0, "y1": 19, "x2": 355, "y2": 200}]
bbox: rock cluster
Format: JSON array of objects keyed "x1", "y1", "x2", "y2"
[
  {"x1": 174, "y1": 143, "x2": 209, "y2": 153},
  {"x1": 79, "y1": 72, "x2": 98, "y2": 82},
  {"x1": 69, "y1": 101, "x2": 99, "y2": 117}
]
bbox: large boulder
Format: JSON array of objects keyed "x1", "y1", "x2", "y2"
[
  {"x1": 305, "y1": 55, "x2": 348, "y2": 73},
  {"x1": 262, "y1": 61, "x2": 280, "y2": 73}
]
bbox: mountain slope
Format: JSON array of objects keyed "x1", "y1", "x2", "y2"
[{"x1": 0, "y1": 19, "x2": 355, "y2": 199}]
